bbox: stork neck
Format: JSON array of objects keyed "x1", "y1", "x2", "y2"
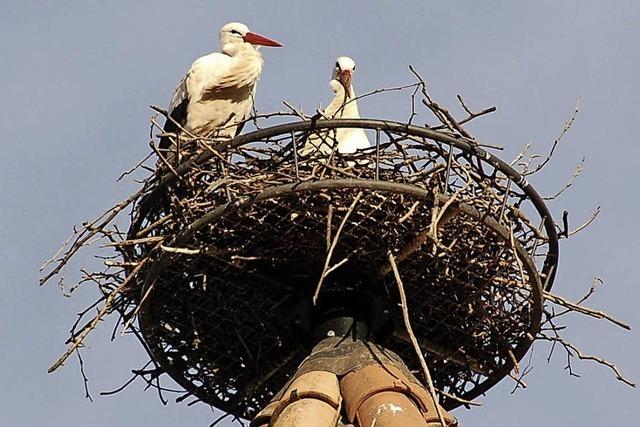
[
  {"x1": 219, "y1": 45, "x2": 264, "y2": 89},
  {"x1": 337, "y1": 85, "x2": 360, "y2": 118}
]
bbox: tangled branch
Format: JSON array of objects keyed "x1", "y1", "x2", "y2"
[{"x1": 40, "y1": 68, "x2": 630, "y2": 425}]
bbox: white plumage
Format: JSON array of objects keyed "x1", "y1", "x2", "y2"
[
  {"x1": 301, "y1": 56, "x2": 371, "y2": 156},
  {"x1": 160, "y1": 22, "x2": 281, "y2": 151}
]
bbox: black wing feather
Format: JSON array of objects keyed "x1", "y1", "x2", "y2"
[{"x1": 159, "y1": 75, "x2": 189, "y2": 150}]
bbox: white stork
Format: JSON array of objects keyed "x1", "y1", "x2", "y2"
[
  {"x1": 159, "y1": 22, "x2": 282, "y2": 152},
  {"x1": 301, "y1": 56, "x2": 370, "y2": 156}
]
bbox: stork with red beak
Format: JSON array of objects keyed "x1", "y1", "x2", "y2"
[
  {"x1": 159, "y1": 22, "x2": 282, "y2": 153},
  {"x1": 301, "y1": 56, "x2": 371, "y2": 156}
]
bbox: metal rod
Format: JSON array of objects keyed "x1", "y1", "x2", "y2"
[
  {"x1": 530, "y1": 217, "x2": 545, "y2": 259},
  {"x1": 498, "y1": 178, "x2": 512, "y2": 224},
  {"x1": 291, "y1": 131, "x2": 300, "y2": 180},
  {"x1": 375, "y1": 128, "x2": 381, "y2": 180},
  {"x1": 443, "y1": 144, "x2": 453, "y2": 195}
]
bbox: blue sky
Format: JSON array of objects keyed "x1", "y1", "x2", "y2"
[{"x1": 1, "y1": 1, "x2": 638, "y2": 425}]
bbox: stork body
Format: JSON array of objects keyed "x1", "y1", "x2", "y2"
[
  {"x1": 301, "y1": 56, "x2": 370, "y2": 156},
  {"x1": 326, "y1": 76, "x2": 370, "y2": 154},
  {"x1": 160, "y1": 23, "x2": 281, "y2": 151}
]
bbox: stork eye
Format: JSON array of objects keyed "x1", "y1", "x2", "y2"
[
  {"x1": 335, "y1": 62, "x2": 340, "y2": 69},
  {"x1": 230, "y1": 29, "x2": 242, "y2": 35}
]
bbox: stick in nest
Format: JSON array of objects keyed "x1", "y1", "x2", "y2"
[
  {"x1": 538, "y1": 334, "x2": 635, "y2": 388},
  {"x1": 313, "y1": 192, "x2": 363, "y2": 305},
  {"x1": 543, "y1": 291, "x2": 630, "y2": 330},
  {"x1": 388, "y1": 252, "x2": 448, "y2": 427},
  {"x1": 48, "y1": 248, "x2": 156, "y2": 373},
  {"x1": 524, "y1": 97, "x2": 580, "y2": 176}
]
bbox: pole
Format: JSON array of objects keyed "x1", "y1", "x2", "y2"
[{"x1": 251, "y1": 334, "x2": 456, "y2": 426}]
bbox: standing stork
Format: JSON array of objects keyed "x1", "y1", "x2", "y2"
[
  {"x1": 159, "y1": 22, "x2": 282, "y2": 155},
  {"x1": 301, "y1": 56, "x2": 371, "y2": 157}
]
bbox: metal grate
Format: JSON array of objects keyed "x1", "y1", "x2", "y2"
[{"x1": 123, "y1": 119, "x2": 555, "y2": 418}]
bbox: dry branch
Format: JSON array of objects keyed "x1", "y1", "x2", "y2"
[
  {"x1": 543, "y1": 291, "x2": 630, "y2": 330},
  {"x1": 538, "y1": 334, "x2": 635, "y2": 388},
  {"x1": 568, "y1": 206, "x2": 601, "y2": 237},
  {"x1": 312, "y1": 192, "x2": 363, "y2": 304},
  {"x1": 48, "y1": 252, "x2": 154, "y2": 373},
  {"x1": 388, "y1": 252, "x2": 447, "y2": 427},
  {"x1": 524, "y1": 98, "x2": 580, "y2": 176}
]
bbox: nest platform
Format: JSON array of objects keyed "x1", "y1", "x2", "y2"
[{"x1": 121, "y1": 119, "x2": 559, "y2": 418}]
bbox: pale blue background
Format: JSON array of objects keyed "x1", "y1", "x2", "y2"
[{"x1": 1, "y1": 1, "x2": 638, "y2": 425}]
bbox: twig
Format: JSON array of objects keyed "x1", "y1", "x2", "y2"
[
  {"x1": 524, "y1": 97, "x2": 580, "y2": 176},
  {"x1": 575, "y1": 277, "x2": 604, "y2": 306},
  {"x1": 326, "y1": 204, "x2": 333, "y2": 250},
  {"x1": 150, "y1": 140, "x2": 182, "y2": 180},
  {"x1": 121, "y1": 279, "x2": 157, "y2": 334},
  {"x1": 76, "y1": 350, "x2": 93, "y2": 401},
  {"x1": 543, "y1": 157, "x2": 585, "y2": 200},
  {"x1": 409, "y1": 65, "x2": 474, "y2": 140},
  {"x1": 510, "y1": 350, "x2": 535, "y2": 394},
  {"x1": 48, "y1": 252, "x2": 154, "y2": 373},
  {"x1": 160, "y1": 244, "x2": 201, "y2": 255},
  {"x1": 388, "y1": 252, "x2": 447, "y2": 427},
  {"x1": 313, "y1": 192, "x2": 362, "y2": 304},
  {"x1": 510, "y1": 143, "x2": 531, "y2": 167},
  {"x1": 40, "y1": 187, "x2": 148, "y2": 286},
  {"x1": 543, "y1": 291, "x2": 630, "y2": 330},
  {"x1": 508, "y1": 372, "x2": 528, "y2": 390},
  {"x1": 40, "y1": 237, "x2": 72, "y2": 272},
  {"x1": 398, "y1": 200, "x2": 420, "y2": 224},
  {"x1": 339, "y1": 81, "x2": 422, "y2": 114},
  {"x1": 150, "y1": 104, "x2": 198, "y2": 140},
  {"x1": 436, "y1": 388, "x2": 482, "y2": 407},
  {"x1": 455, "y1": 94, "x2": 497, "y2": 125},
  {"x1": 117, "y1": 152, "x2": 154, "y2": 182},
  {"x1": 322, "y1": 256, "x2": 350, "y2": 276},
  {"x1": 507, "y1": 349, "x2": 521, "y2": 375},
  {"x1": 282, "y1": 101, "x2": 308, "y2": 120},
  {"x1": 104, "y1": 236, "x2": 164, "y2": 247},
  {"x1": 100, "y1": 360, "x2": 153, "y2": 396},
  {"x1": 567, "y1": 206, "x2": 600, "y2": 237},
  {"x1": 209, "y1": 413, "x2": 231, "y2": 427},
  {"x1": 538, "y1": 335, "x2": 635, "y2": 387},
  {"x1": 429, "y1": 167, "x2": 471, "y2": 244}
]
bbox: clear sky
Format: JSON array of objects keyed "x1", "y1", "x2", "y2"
[{"x1": 1, "y1": 1, "x2": 638, "y2": 425}]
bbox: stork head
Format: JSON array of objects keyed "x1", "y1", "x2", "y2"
[
  {"x1": 220, "y1": 22, "x2": 282, "y2": 55},
  {"x1": 332, "y1": 56, "x2": 357, "y2": 93}
]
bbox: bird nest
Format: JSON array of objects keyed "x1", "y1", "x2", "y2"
[
  {"x1": 43, "y1": 80, "x2": 633, "y2": 424},
  {"x1": 119, "y1": 118, "x2": 560, "y2": 417}
]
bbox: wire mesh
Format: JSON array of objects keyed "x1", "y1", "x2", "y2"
[{"x1": 124, "y1": 119, "x2": 554, "y2": 417}]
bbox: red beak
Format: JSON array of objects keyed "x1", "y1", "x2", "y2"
[
  {"x1": 243, "y1": 32, "x2": 283, "y2": 47},
  {"x1": 339, "y1": 70, "x2": 352, "y2": 89}
]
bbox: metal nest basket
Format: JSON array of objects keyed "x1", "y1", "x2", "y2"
[
  {"x1": 125, "y1": 118, "x2": 558, "y2": 418},
  {"x1": 43, "y1": 79, "x2": 632, "y2": 424}
]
